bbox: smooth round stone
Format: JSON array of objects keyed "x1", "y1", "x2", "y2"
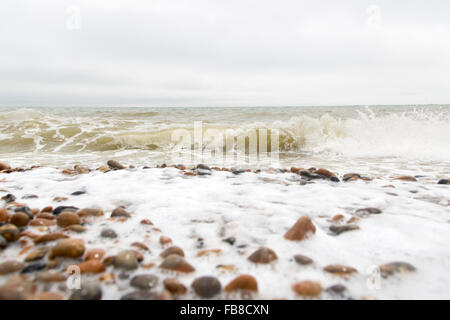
[
  {"x1": 0, "y1": 224, "x2": 20, "y2": 242},
  {"x1": 130, "y1": 275, "x2": 159, "y2": 290},
  {"x1": 379, "y1": 262, "x2": 416, "y2": 277},
  {"x1": 49, "y1": 239, "x2": 85, "y2": 259},
  {"x1": 107, "y1": 160, "x2": 126, "y2": 170},
  {"x1": 100, "y1": 228, "x2": 118, "y2": 238},
  {"x1": 248, "y1": 247, "x2": 278, "y2": 264},
  {"x1": 10, "y1": 212, "x2": 30, "y2": 227},
  {"x1": 69, "y1": 282, "x2": 102, "y2": 300},
  {"x1": 292, "y1": 281, "x2": 322, "y2": 297},
  {"x1": 293, "y1": 254, "x2": 313, "y2": 265},
  {"x1": 53, "y1": 206, "x2": 78, "y2": 216},
  {"x1": 163, "y1": 278, "x2": 187, "y2": 295},
  {"x1": 224, "y1": 274, "x2": 258, "y2": 292},
  {"x1": 159, "y1": 254, "x2": 195, "y2": 273},
  {"x1": 21, "y1": 262, "x2": 47, "y2": 274},
  {"x1": 114, "y1": 250, "x2": 139, "y2": 270},
  {"x1": 191, "y1": 276, "x2": 222, "y2": 298},
  {"x1": 160, "y1": 246, "x2": 184, "y2": 258},
  {"x1": 56, "y1": 211, "x2": 80, "y2": 227},
  {"x1": 111, "y1": 207, "x2": 131, "y2": 218},
  {"x1": 0, "y1": 261, "x2": 25, "y2": 274}
]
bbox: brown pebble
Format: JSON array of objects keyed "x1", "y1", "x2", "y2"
[
  {"x1": 379, "y1": 262, "x2": 416, "y2": 277},
  {"x1": 331, "y1": 214, "x2": 345, "y2": 222},
  {"x1": 76, "y1": 208, "x2": 104, "y2": 217},
  {"x1": 56, "y1": 211, "x2": 80, "y2": 228},
  {"x1": 34, "y1": 233, "x2": 68, "y2": 244},
  {"x1": 0, "y1": 208, "x2": 9, "y2": 224},
  {"x1": 41, "y1": 206, "x2": 53, "y2": 213},
  {"x1": 197, "y1": 249, "x2": 222, "y2": 257},
  {"x1": 0, "y1": 261, "x2": 25, "y2": 275},
  {"x1": 294, "y1": 254, "x2": 314, "y2": 265},
  {"x1": 225, "y1": 274, "x2": 258, "y2": 292},
  {"x1": 0, "y1": 224, "x2": 20, "y2": 242},
  {"x1": 111, "y1": 207, "x2": 131, "y2": 218},
  {"x1": 394, "y1": 175, "x2": 417, "y2": 182},
  {"x1": 0, "y1": 162, "x2": 11, "y2": 171},
  {"x1": 314, "y1": 168, "x2": 336, "y2": 178},
  {"x1": 284, "y1": 216, "x2": 316, "y2": 241},
  {"x1": 160, "y1": 236, "x2": 172, "y2": 245},
  {"x1": 30, "y1": 219, "x2": 56, "y2": 227},
  {"x1": 164, "y1": 278, "x2": 187, "y2": 295},
  {"x1": 10, "y1": 212, "x2": 30, "y2": 227},
  {"x1": 49, "y1": 239, "x2": 85, "y2": 259},
  {"x1": 25, "y1": 247, "x2": 49, "y2": 262},
  {"x1": 64, "y1": 224, "x2": 87, "y2": 233},
  {"x1": 35, "y1": 271, "x2": 67, "y2": 282},
  {"x1": 131, "y1": 242, "x2": 150, "y2": 251},
  {"x1": 76, "y1": 260, "x2": 106, "y2": 274},
  {"x1": 192, "y1": 276, "x2": 222, "y2": 298},
  {"x1": 36, "y1": 212, "x2": 56, "y2": 220},
  {"x1": 323, "y1": 264, "x2": 357, "y2": 276},
  {"x1": 248, "y1": 247, "x2": 278, "y2": 264},
  {"x1": 159, "y1": 254, "x2": 195, "y2": 273},
  {"x1": 329, "y1": 224, "x2": 360, "y2": 235},
  {"x1": 160, "y1": 246, "x2": 185, "y2": 258},
  {"x1": 292, "y1": 281, "x2": 322, "y2": 297},
  {"x1": 140, "y1": 219, "x2": 153, "y2": 225},
  {"x1": 84, "y1": 249, "x2": 105, "y2": 261}
]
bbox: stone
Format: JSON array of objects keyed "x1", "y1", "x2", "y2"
[
  {"x1": 0, "y1": 261, "x2": 24, "y2": 274},
  {"x1": 326, "y1": 284, "x2": 347, "y2": 296},
  {"x1": 192, "y1": 276, "x2": 222, "y2": 298},
  {"x1": 131, "y1": 242, "x2": 149, "y2": 251},
  {"x1": 53, "y1": 206, "x2": 78, "y2": 215},
  {"x1": 323, "y1": 264, "x2": 357, "y2": 276},
  {"x1": 107, "y1": 160, "x2": 126, "y2": 170},
  {"x1": 56, "y1": 211, "x2": 80, "y2": 227},
  {"x1": 225, "y1": 274, "x2": 258, "y2": 292},
  {"x1": 197, "y1": 249, "x2": 222, "y2": 257},
  {"x1": 111, "y1": 207, "x2": 131, "y2": 218},
  {"x1": 30, "y1": 218, "x2": 56, "y2": 227},
  {"x1": 284, "y1": 216, "x2": 316, "y2": 241},
  {"x1": 0, "y1": 208, "x2": 8, "y2": 224},
  {"x1": 292, "y1": 281, "x2": 322, "y2": 297},
  {"x1": 4, "y1": 193, "x2": 16, "y2": 203},
  {"x1": 84, "y1": 249, "x2": 105, "y2": 261},
  {"x1": 41, "y1": 206, "x2": 53, "y2": 213},
  {"x1": 314, "y1": 168, "x2": 336, "y2": 179},
  {"x1": 74, "y1": 165, "x2": 90, "y2": 174},
  {"x1": 159, "y1": 235, "x2": 172, "y2": 245},
  {"x1": 21, "y1": 262, "x2": 47, "y2": 274},
  {"x1": 159, "y1": 254, "x2": 195, "y2": 273},
  {"x1": 438, "y1": 179, "x2": 449, "y2": 185},
  {"x1": 160, "y1": 246, "x2": 184, "y2": 258},
  {"x1": 379, "y1": 262, "x2": 416, "y2": 277},
  {"x1": 34, "y1": 233, "x2": 68, "y2": 244},
  {"x1": 77, "y1": 208, "x2": 104, "y2": 217},
  {"x1": 71, "y1": 191, "x2": 86, "y2": 196},
  {"x1": 329, "y1": 224, "x2": 360, "y2": 235},
  {"x1": 76, "y1": 260, "x2": 106, "y2": 274},
  {"x1": 10, "y1": 212, "x2": 30, "y2": 227},
  {"x1": 100, "y1": 228, "x2": 118, "y2": 238},
  {"x1": 69, "y1": 282, "x2": 102, "y2": 300},
  {"x1": 36, "y1": 212, "x2": 56, "y2": 220},
  {"x1": 49, "y1": 239, "x2": 85, "y2": 259},
  {"x1": 25, "y1": 247, "x2": 49, "y2": 262},
  {"x1": 65, "y1": 224, "x2": 87, "y2": 233},
  {"x1": 114, "y1": 250, "x2": 139, "y2": 270},
  {"x1": 294, "y1": 254, "x2": 313, "y2": 265},
  {"x1": 140, "y1": 219, "x2": 153, "y2": 225},
  {"x1": 0, "y1": 224, "x2": 20, "y2": 242},
  {"x1": 130, "y1": 274, "x2": 159, "y2": 290},
  {"x1": 223, "y1": 237, "x2": 236, "y2": 245},
  {"x1": 0, "y1": 235, "x2": 7, "y2": 249},
  {"x1": 248, "y1": 247, "x2": 278, "y2": 264},
  {"x1": 331, "y1": 214, "x2": 345, "y2": 222},
  {"x1": 163, "y1": 278, "x2": 187, "y2": 295},
  {"x1": 355, "y1": 207, "x2": 382, "y2": 216},
  {"x1": 121, "y1": 291, "x2": 159, "y2": 300},
  {"x1": 32, "y1": 292, "x2": 64, "y2": 300},
  {"x1": 394, "y1": 175, "x2": 417, "y2": 182},
  {"x1": 343, "y1": 173, "x2": 361, "y2": 181},
  {"x1": 0, "y1": 162, "x2": 11, "y2": 171},
  {"x1": 35, "y1": 271, "x2": 67, "y2": 282}
]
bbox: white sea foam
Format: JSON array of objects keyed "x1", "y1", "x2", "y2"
[{"x1": 0, "y1": 167, "x2": 449, "y2": 299}]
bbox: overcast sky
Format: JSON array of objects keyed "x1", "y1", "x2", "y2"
[{"x1": 0, "y1": 0, "x2": 449, "y2": 107}]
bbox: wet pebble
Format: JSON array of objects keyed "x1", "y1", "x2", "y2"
[
  {"x1": 10, "y1": 212, "x2": 30, "y2": 227},
  {"x1": 379, "y1": 262, "x2": 416, "y2": 277},
  {"x1": 160, "y1": 246, "x2": 184, "y2": 258},
  {"x1": 53, "y1": 206, "x2": 78, "y2": 216},
  {"x1": 354, "y1": 207, "x2": 382, "y2": 217},
  {"x1": 163, "y1": 278, "x2": 187, "y2": 295},
  {"x1": 329, "y1": 224, "x2": 360, "y2": 235},
  {"x1": 224, "y1": 274, "x2": 258, "y2": 292},
  {"x1": 49, "y1": 239, "x2": 85, "y2": 259},
  {"x1": 77, "y1": 208, "x2": 104, "y2": 217},
  {"x1": 0, "y1": 261, "x2": 25, "y2": 274},
  {"x1": 21, "y1": 262, "x2": 47, "y2": 274},
  {"x1": 56, "y1": 211, "x2": 80, "y2": 227},
  {"x1": 111, "y1": 207, "x2": 131, "y2": 218},
  {"x1": 192, "y1": 276, "x2": 222, "y2": 298},
  {"x1": 323, "y1": 265, "x2": 358, "y2": 276},
  {"x1": 292, "y1": 281, "x2": 322, "y2": 297},
  {"x1": 0, "y1": 234, "x2": 7, "y2": 248},
  {"x1": 159, "y1": 254, "x2": 195, "y2": 273},
  {"x1": 107, "y1": 160, "x2": 126, "y2": 170},
  {"x1": 25, "y1": 247, "x2": 49, "y2": 262},
  {"x1": 69, "y1": 281, "x2": 102, "y2": 300},
  {"x1": 248, "y1": 247, "x2": 278, "y2": 264},
  {"x1": 114, "y1": 250, "x2": 139, "y2": 270},
  {"x1": 0, "y1": 224, "x2": 20, "y2": 242},
  {"x1": 294, "y1": 254, "x2": 313, "y2": 265},
  {"x1": 284, "y1": 216, "x2": 316, "y2": 241},
  {"x1": 438, "y1": 179, "x2": 449, "y2": 185},
  {"x1": 130, "y1": 274, "x2": 159, "y2": 290},
  {"x1": 101, "y1": 228, "x2": 118, "y2": 239}
]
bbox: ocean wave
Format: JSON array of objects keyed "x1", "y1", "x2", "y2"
[{"x1": 0, "y1": 107, "x2": 449, "y2": 161}]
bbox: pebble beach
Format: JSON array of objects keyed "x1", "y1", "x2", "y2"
[{"x1": 0, "y1": 158, "x2": 449, "y2": 300}]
